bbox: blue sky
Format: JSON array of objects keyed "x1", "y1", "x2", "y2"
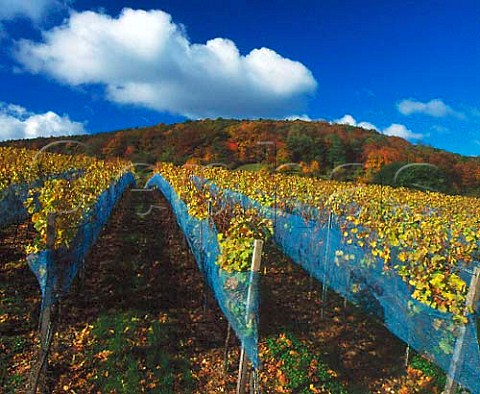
[{"x1": 0, "y1": 0, "x2": 479, "y2": 156}]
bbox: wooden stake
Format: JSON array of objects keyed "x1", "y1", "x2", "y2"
[
  {"x1": 321, "y1": 213, "x2": 333, "y2": 319},
  {"x1": 443, "y1": 266, "x2": 480, "y2": 394},
  {"x1": 224, "y1": 323, "x2": 232, "y2": 372},
  {"x1": 236, "y1": 347, "x2": 248, "y2": 394},
  {"x1": 404, "y1": 344, "x2": 410, "y2": 368},
  {"x1": 236, "y1": 239, "x2": 263, "y2": 394},
  {"x1": 31, "y1": 213, "x2": 56, "y2": 394}
]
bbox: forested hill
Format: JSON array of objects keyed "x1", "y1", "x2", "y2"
[{"x1": 1, "y1": 118, "x2": 479, "y2": 195}]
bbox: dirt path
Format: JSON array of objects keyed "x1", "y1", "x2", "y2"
[{"x1": 47, "y1": 188, "x2": 241, "y2": 393}]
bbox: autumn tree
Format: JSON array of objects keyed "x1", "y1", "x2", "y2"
[{"x1": 325, "y1": 134, "x2": 346, "y2": 169}]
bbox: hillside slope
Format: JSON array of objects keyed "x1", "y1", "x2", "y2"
[{"x1": 2, "y1": 119, "x2": 479, "y2": 195}]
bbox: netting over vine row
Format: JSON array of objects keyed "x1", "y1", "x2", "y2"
[
  {"x1": 0, "y1": 170, "x2": 80, "y2": 229},
  {"x1": 147, "y1": 174, "x2": 261, "y2": 368},
  {"x1": 27, "y1": 172, "x2": 135, "y2": 311},
  {"x1": 206, "y1": 181, "x2": 480, "y2": 393},
  {"x1": 0, "y1": 181, "x2": 32, "y2": 228}
]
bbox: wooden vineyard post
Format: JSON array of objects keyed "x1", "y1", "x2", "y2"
[
  {"x1": 321, "y1": 212, "x2": 333, "y2": 319},
  {"x1": 236, "y1": 239, "x2": 263, "y2": 394},
  {"x1": 224, "y1": 323, "x2": 232, "y2": 372},
  {"x1": 443, "y1": 266, "x2": 480, "y2": 394},
  {"x1": 30, "y1": 213, "x2": 56, "y2": 394}
]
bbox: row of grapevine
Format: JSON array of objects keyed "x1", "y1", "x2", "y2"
[
  {"x1": 24, "y1": 159, "x2": 132, "y2": 253},
  {"x1": 159, "y1": 163, "x2": 479, "y2": 393},
  {"x1": 193, "y1": 165, "x2": 480, "y2": 320},
  {"x1": 0, "y1": 147, "x2": 101, "y2": 228},
  {"x1": 0, "y1": 147, "x2": 136, "y2": 390},
  {"x1": 147, "y1": 164, "x2": 273, "y2": 369},
  {"x1": 0, "y1": 146, "x2": 98, "y2": 192},
  {"x1": 154, "y1": 163, "x2": 272, "y2": 271},
  {"x1": 1, "y1": 147, "x2": 135, "y2": 308},
  {"x1": 25, "y1": 159, "x2": 135, "y2": 310}
]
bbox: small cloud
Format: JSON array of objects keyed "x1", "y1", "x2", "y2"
[
  {"x1": 333, "y1": 114, "x2": 378, "y2": 131},
  {"x1": 285, "y1": 114, "x2": 312, "y2": 121},
  {"x1": 0, "y1": 102, "x2": 86, "y2": 141},
  {"x1": 383, "y1": 123, "x2": 423, "y2": 140},
  {"x1": 332, "y1": 114, "x2": 423, "y2": 140},
  {"x1": 431, "y1": 124, "x2": 449, "y2": 134},
  {"x1": 334, "y1": 114, "x2": 356, "y2": 126},
  {"x1": 397, "y1": 98, "x2": 463, "y2": 118},
  {"x1": 358, "y1": 121, "x2": 377, "y2": 130},
  {"x1": 4, "y1": 103, "x2": 28, "y2": 116}
]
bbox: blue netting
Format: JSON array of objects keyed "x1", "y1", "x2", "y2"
[
  {"x1": 27, "y1": 172, "x2": 135, "y2": 311},
  {"x1": 203, "y1": 180, "x2": 480, "y2": 393},
  {"x1": 0, "y1": 170, "x2": 83, "y2": 229},
  {"x1": 0, "y1": 182, "x2": 32, "y2": 228},
  {"x1": 146, "y1": 174, "x2": 260, "y2": 368}
]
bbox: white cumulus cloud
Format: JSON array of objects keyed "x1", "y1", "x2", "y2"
[
  {"x1": 333, "y1": 114, "x2": 377, "y2": 131},
  {"x1": 0, "y1": 102, "x2": 86, "y2": 141},
  {"x1": 332, "y1": 114, "x2": 423, "y2": 140},
  {"x1": 14, "y1": 8, "x2": 317, "y2": 119},
  {"x1": 382, "y1": 123, "x2": 423, "y2": 139},
  {"x1": 0, "y1": 0, "x2": 63, "y2": 22},
  {"x1": 334, "y1": 114, "x2": 356, "y2": 126},
  {"x1": 397, "y1": 98, "x2": 462, "y2": 118}
]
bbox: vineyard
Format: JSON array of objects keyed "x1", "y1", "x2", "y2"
[
  {"x1": 1, "y1": 147, "x2": 479, "y2": 393},
  {"x1": 151, "y1": 162, "x2": 480, "y2": 392}
]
